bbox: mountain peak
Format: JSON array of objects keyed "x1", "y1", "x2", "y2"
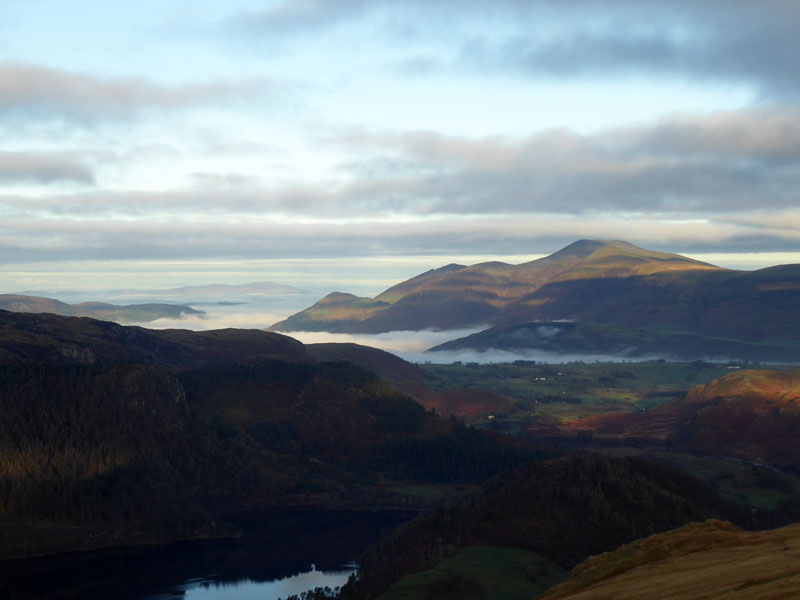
[
  {"x1": 544, "y1": 239, "x2": 607, "y2": 260},
  {"x1": 541, "y1": 239, "x2": 716, "y2": 268},
  {"x1": 547, "y1": 239, "x2": 649, "y2": 260}
]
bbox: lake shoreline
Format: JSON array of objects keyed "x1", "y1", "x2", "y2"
[
  {"x1": 0, "y1": 505, "x2": 420, "y2": 563},
  {"x1": 0, "y1": 506, "x2": 415, "y2": 600}
]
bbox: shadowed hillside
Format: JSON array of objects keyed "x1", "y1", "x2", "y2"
[
  {"x1": 429, "y1": 320, "x2": 800, "y2": 362},
  {"x1": 0, "y1": 311, "x2": 545, "y2": 559},
  {"x1": 0, "y1": 309, "x2": 308, "y2": 370},
  {"x1": 341, "y1": 453, "x2": 742, "y2": 600}
]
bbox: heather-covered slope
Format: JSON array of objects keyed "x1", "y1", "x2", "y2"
[{"x1": 540, "y1": 519, "x2": 800, "y2": 600}]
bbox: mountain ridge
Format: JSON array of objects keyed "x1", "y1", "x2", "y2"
[
  {"x1": 270, "y1": 239, "x2": 800, "y2": 360},
  {"x1": 269, "y1": 239, "x2": 725, "y2": 334}
]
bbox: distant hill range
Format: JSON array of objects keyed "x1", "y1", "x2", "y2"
[
  {"x1": 271, "y1": 239, "x2": 800, "y2": 361},
  {"x1": 109, "y1": 280, "x2": 305, "y2": 296},
  {"x1": 0, "y1": 294, "x2": 203, "y2": 323}
]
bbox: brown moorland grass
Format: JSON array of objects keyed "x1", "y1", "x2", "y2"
[{"x1": 540, "y1": 519, "x2": 800, "y2": 600}]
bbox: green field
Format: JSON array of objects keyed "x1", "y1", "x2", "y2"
[
  {"x1": 377, "y1": 545, "x2": 568, "y2": 600},
  {"x1": 420, "y1": 360, "x2": 779, "y2": 430}
]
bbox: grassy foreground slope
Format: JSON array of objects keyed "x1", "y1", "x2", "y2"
[
  {"x1": 377, "y1": 545, "x2": 567, "y2": 600},
  {"x1": 541, "y1": 519, "x2": 800, "y2": 600}
]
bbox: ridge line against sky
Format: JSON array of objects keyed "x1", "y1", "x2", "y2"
[{"x1": 2, "y1": 0, "x2": 800, "y2": 291}]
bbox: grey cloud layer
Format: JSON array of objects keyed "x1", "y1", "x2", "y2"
[
  {"x1": 233, "y1": 0, "x2": 800, "y2": 98},
  {"x1": 0, "y1": 62, "x2": 272, "y2": 122},
  {"x1": 2, "y1": 212, "x2": 798, "y2": 263},
  {"x1": 4, "y1": 107, "x2": 799, "y2": 222},
  {"x1": 0, "y1": 151, "x2": 94, "y2": 184},
  {"x1": 329, "y1": 108, "x2": 800, "y2": 215}
]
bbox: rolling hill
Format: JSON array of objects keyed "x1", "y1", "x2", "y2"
[
  {"x1": 0, "y1": 294, "x2": 203, "y2": 323},
  {"x1": 270, "y1": 240, "x2": 800, "y2": 360},
  {"x1": 530, "y1": 367, "x2": 800, "y2": 468}
]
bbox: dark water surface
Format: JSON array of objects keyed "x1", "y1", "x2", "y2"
[{"x1": 0, "y1": 508, "x2": 413, "y2": 600}]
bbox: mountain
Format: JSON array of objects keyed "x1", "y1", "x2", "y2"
[
  {"x1": 428, "y1": 320, "x2": 800, "y2": 362},
  {"x1": 270, "y1": 240, "x2": 721, "y2": 334},
  {"x1": 0, "y1": 310, "x2": 541, "y2": 559},
  {"x1": 109, "y1": 280, "x2": 305, "y2": 296},
  {"x1": 0, "y1": 294, "x2": 203, "y2": 323},
  {"x1": 341, "y1": 453, "x2": 742, "y2": 600},
  {"x1": 270, "y1": 239, "x2": 800, "y2": 360},
  {"x1": 540, "y1": 519, "x2": 800, "y2": 600}
]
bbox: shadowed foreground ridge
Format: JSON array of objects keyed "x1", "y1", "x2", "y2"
[
  {"x1": 341, "y1": 453, "x2": 742, "y2": 600},
  {"x1": 0, "y1": 310, "x2": 542, "y2": 559}
]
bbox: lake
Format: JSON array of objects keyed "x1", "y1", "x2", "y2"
[{"x1": 0, "y1": 507, "x2": 413, "y2": 600}]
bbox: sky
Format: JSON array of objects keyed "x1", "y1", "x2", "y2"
[{"x1": 2, "y1": 0, "x2": 800, "y2": 294}]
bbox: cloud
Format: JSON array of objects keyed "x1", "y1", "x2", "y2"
[
  {"x1": 0, "y1": 61, "x2": 273, "y2": 122},
  {"x1": 133, "y1": 311, "x2": 290, "y2": 332},
  {"x1": 0, "y1": 151, "x2": 95, "y2": 184},
  {"x1": 230, "y1": 1, "x2": 800, "y2": 98},
  {"x1": 328, "y1": 108, "x2": 800, "y2": 215},
  {"x1": 233, "y1": 0, "x2": 371, "y2": 35},
  {"x1": 286, "y1": 327, "x2": 487, "y2": 355},
  {"x1": 3, "y1": 204, "x2": 800, "y2": 264},
  {"x1": 4, "y1": 104, "x2": 800, "y2": 260}
]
